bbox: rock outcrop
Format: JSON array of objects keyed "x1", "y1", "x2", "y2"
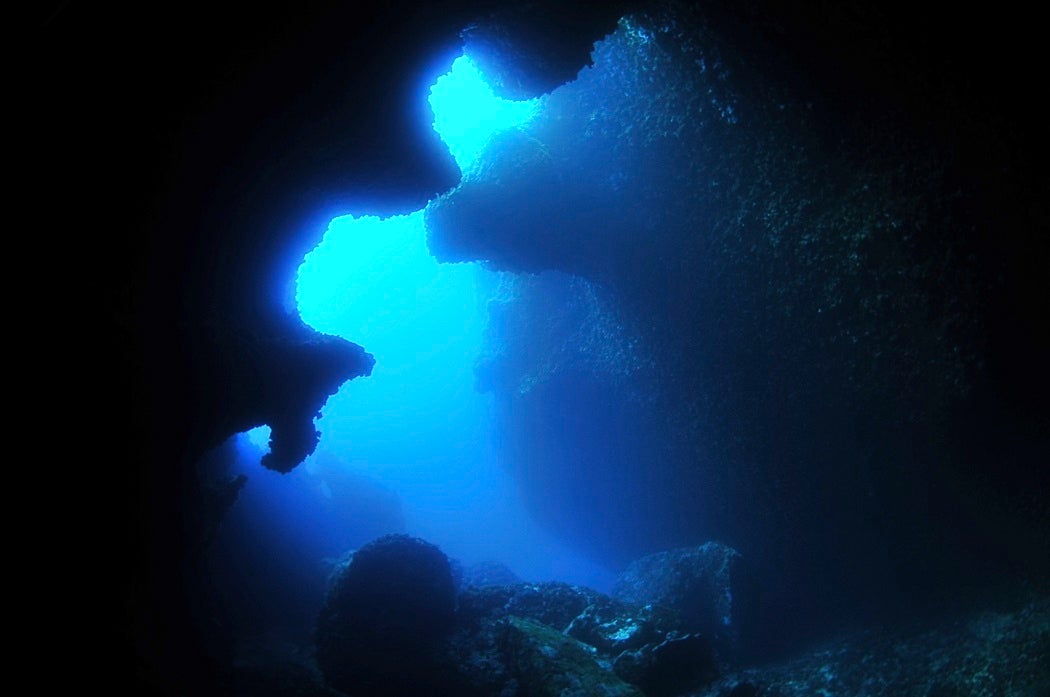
[
  {"x1": 317, "y1": 539, "x2": 727, "y2": 696},
  {"x1": 613, "y1": 543, "x2": 747, "y2": 651}
]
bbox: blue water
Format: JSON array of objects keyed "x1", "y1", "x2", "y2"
[
  {"x1": 428, "y1": 55, "x2": 541, "y2": 173},
  {"x1": 230, "y1": 55, "x2": 612, "y2": 592}
]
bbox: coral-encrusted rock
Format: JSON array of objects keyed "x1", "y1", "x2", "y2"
[
  {"x1": 315, "y1": 534, "x2": 456, "y2": 695},
  {"x1": 566, "y1": 597, "x2": 723, "y2": 695},
  {"x1": 458, "y1": 582, "x2": 603, "y2": 631},
  {"x1": 499, "y1": 616, "x2": 644, "y2": 697},
  {"x1": 446, "y1": 579, "x2": 721, "y2": 696},
  {"x1": 502, "y1": 583, "x2": 603, "y2": 630},
  {"x1": 565, "y1": 597, "x2": 680, "y2": 655},
  {"x1": 441, "y1": 584, "x2": 627, "y2": 697},
  {"x1": 462, "y1": 560, "x2": 522, "y2": 588},
  {"x1": 613, "y1": 543, "x2": 745, "y2": 648}
]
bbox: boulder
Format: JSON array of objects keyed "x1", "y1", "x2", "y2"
[
  {"x1": 613, "y1": 543, "x2": 745, "y2": 650},
  {"x1": 314, "y1": 534, "x2": 456, "y2": 695}
]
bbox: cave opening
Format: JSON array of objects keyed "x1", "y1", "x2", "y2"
[
  {"x1": 217, "y1": 53, "x2": 613, "y2": 642},
  {"x1": 188, "y1": 8, "x2": 1050, "y2": 690},
  {"x1": 37, "y1": 0, "x2": 1050, "y2": 691}
]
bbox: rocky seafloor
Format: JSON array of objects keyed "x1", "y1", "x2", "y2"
[
  {"x1": 229, "y1": 535, "x2": 1049, "y2": 696},
  {"x1": 694, "y1": 597, "x2": 1050, "y2": 697}
]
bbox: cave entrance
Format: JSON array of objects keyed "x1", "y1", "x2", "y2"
[{"x1": 237, "y1": 54, "x2": 613, "y2": 590}]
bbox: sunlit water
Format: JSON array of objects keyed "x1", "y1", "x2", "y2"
[{"x1": 237, "y1": 56, "x2": 612, "y2": 589}]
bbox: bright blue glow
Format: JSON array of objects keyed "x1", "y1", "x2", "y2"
[
  {"x1": 244, "y1": 425, "x2": 271, "y2": 452},
  {"x1": 296, "y1": 210, "x2": 480, "y2": 364},
  {"x1": 279, "y1": 53, "x2": 612, "y2": 590},
  {"x1": 428, "y1": 55, "x2": 540, "y2": 172}
]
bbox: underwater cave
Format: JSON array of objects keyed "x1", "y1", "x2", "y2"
[{"x1": 49, "y1": 0, "x2": 1050, "y2": 694}]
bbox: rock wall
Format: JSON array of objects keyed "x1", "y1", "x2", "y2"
[{"x1": 428, "y1": 1, "x2": 1050, "y2": 648}]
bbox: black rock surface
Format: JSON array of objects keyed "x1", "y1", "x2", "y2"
[
  {"x1": 315, "y1": 534, "x2": 456, "y2": 695},
  {"x1": 615, "y1": 633, "x2": 720, "y2": 697}
]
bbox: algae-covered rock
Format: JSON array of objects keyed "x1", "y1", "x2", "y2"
[{"x1": 500, "y1": 616, "x2": 644, "y2": 697}]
